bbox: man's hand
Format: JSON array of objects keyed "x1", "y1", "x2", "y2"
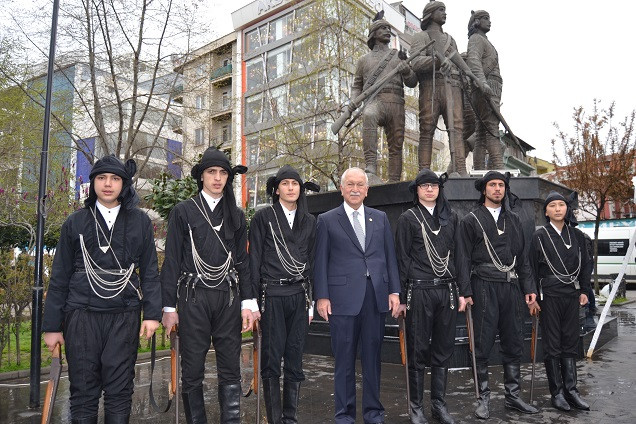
[
  {"x1": 579, "y1": 293, "x2": 589, "y2": 306},
  {"x1": 140, "y1": 320, "x2": 161, "y2": 340},
  {"x1": 241, "y1": 309, "x2": 255, "y2": 333},
  {"x1": 317, "y1": 298, "x2": 331, "y2": 322},
  {"x1": 252, "y1": 310, "x2": 262, "y2": 321},
  {"x1": 439, "y1": 58, "x2": 452, "y2": 76},
  {"x1": 162, "y1": 311, "x2": 179, "y2": 335},
  {"x1": 525, "y1": 293, "x2": 537, "y2": 306},
  {"x1": 478, "y1": 81, "x2": 494, "y2": 97},
  {"x1": 397, "y1": 61, "x2": 411, "y2": 76},
  {"x1": 397, "y1": 304, "x2": 407, "y2": 318},
  {"x1": 43, "y1": 332, "x2": 64, "y2": 353},
  {"x1": 528, "y1": 302, "x2": 541, "y2": 316},
  {"x1": 389, "y1": 294, "x2": 401, "y2": 318},
  {"x1": 458, "y1": 296, "x2": 473, "y2": 312}
]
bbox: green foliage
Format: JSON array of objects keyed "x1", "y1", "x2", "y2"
[{"x1": 144, "y1": 172, "x2": 199, "y2": 221}]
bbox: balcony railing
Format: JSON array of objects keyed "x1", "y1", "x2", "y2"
[{"x1": 210, "y1": 64, "x2": 232, "y2": 81}]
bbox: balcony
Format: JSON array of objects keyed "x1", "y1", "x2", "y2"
[
  {"x1": 210, "y1": 64, "x2": 232, "y2": 87},
  {"x1": 171, "y1": 84, "x2": 183, "y2": 104}
]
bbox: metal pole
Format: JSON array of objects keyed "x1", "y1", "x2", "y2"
[{"x1": 30, "y1": 0, "x2": 60, "y2": 408}]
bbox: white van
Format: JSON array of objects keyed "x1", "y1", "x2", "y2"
[{"x1": 578, "y1": 226, "x2": 636, "y2": 282}]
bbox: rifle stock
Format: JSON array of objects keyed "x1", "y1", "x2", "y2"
[
  {"x1": 397, "y1": 313, "x2": 410, "y2": 416},
  {"x1": 530, "y1": 311, "x2": 539, "y2": 402},
  {"x1": 466, "y1": 304, "x2": 479, "y2": 399}
]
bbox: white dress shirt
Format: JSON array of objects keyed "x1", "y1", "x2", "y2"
[
  {"x1": 96, "y1": 201, "x2": 121, "y2": 230},
  {"x1": 486, "y1": 206, "x2": 502, "y2": 223},
  {"x1": 343, "y1": 202, "x2": 365, "y2": 237},
  {"x1": 280, "y1": 203, "x2": 297, "y2": 229}
]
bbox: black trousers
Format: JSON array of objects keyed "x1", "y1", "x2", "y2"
[
  {"x1": 64, "y1": 308, "x2": 140, "y2": 419},
  {"x1": 406, "y1": 286, "x2": 457, "y2": 369},
  {"x1": 178, "y1": 286, "x2": 241, "y2": 392},
  {"x1": 260, "y1": 292, "x2": 308, "y2": 381},
  {"x1": 471, "y1": 278, "x2": 524, "y2": 366},
  {"x1": 539, "y1": 294, "x2": 580, "y2": 359}
]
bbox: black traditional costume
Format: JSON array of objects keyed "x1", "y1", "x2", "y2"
[
  {"x1": 456, "y1": 171, "x2": 538, "y2": 418},
  {"x1": 160, "y1": 148, "x2": 252, "y2": 423},
  {"x1": 396, "y1": 169, "x2": 458, "y2": 424},
  {"x1": 42, "y1": 155, "x2": 161, "y2": 423},
  {"x1": 530, "y1": 191, "x2": 591, "y2": 411},
  {"x1": 249, "y1": 165, "x2": 319, "y2": 424}
]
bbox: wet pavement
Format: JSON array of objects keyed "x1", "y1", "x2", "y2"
[{"x1": 1, "y1": 301, "x2": 635, "y2": 423}]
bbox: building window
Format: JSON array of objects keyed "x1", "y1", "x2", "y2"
[
  {"x1": 194, "y1": 127, "x2": 205, "y2": 146},
  {"x1": 246, "y1": 94, "x2": 263, "y2": 127},
  {"x1": 195, "y1": 63, "x2": 206, "y2": 78},
  {"x1": 246, "y1": 56, "x2": 264, "y2": 90},
  {"x1": 266, "y1": 43, "x2": 291, "y2": 82},
  {"x1": 268, "y1": 13, "x2": 293, "y2": 43},
  {"x1": 294, "y1": 5, "x2": 312, "y2": 32},
  {"x1": 222, "y1": 125, "x2": 231, "y2": 143},
  {"x1": 222, "y1": 91, "x2": 230, "y2": 109},
  {"x1": 195, "y1": 95, "x2": 206, "y2": 110}
]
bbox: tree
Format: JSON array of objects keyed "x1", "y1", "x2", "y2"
[
  {"x1": 0, "y1": 0, "x2": 213, "y2": 183},
  {"x1": 552, "y1": 100, "x2": 636, "y2": 292}
]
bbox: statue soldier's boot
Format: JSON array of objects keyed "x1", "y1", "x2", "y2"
[
  {"x1": 474, "y1": 364, "x2": 490, "y2": 419},
  {"x1": 262, "y1": 377, "x2": 282, "y2": 424},
  {"x1": 561, "y1": 357, "x2": 590, "y2": 410},
  {"x1": 104, "y1": 413, "x2": 130, "y2": 424},
  {"x1": 281, "y1": 379, "x2": 301, "y2": 423},
  {"x1": 71, "y1": 416, "x2": 98, "y2": 424},
  {"x1": 218, "y1": 383, "x2": 241, "y2": 424},
  {"x1": 387, "y1": 151, "x2": 403, "y2": 182},
  {"x1": 408, "y1": 368, "x2": 428, "y2": 424},
  {"x1": 363, "y1": 129, "x2": 379, "y2": 176},
  {"x1": 430, "y1": 367, "x2": 455, "y2": 424},
  {"x1": 503, "y1": 363, "x2": 539, "y2": 414},
  {"x1": 544, "y1": 358, "x2": 570, "y2": 411},
  {"x1": 183, "y1": 387, "x2": 208, "y2": 424}
]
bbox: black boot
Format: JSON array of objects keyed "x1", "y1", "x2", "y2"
[
  {"x1": 408, "y1": 368, "x2": 428, "y2": 424},
  {"x1": 430, "y1": 367, "x2": 455, "y2": 424},
  {"x1": 183, "y1": 387, "x2": 208, "y2": 424},
  {"x1": 218, "y1": 383, "x2": 241, "y2": 424},
  {"x1": 503, "y1": 363, "x2": 539, "y2": 414},
  {"x1": 263, "y1": 377, "x2": 282, "y2": 424},
  {"x1": 282, "y1": 380, "x2": 301, "y2": 424},
  {"x1": 104, "y1": 413, "x2": 130, "y2": 424},
  {"x1": 544, "y1": 358, "x2": 570, "y2": 411},
  {"x1": 474, "y1": 364, "x2": 490, "y2": 419},
  {"x1": 561, "y1": 357, "x2": 590, "y2": 410},
  {"x1": 71, "y1": 417, "x2": 98, "y2": 424}
]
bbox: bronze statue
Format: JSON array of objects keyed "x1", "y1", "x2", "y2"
[
  {"x1": 350, "y1": 12, "x2": 417, "y2": 182},
  {"x1": 410, "y1": 1, "x2": 468, "y2": 176},
  {"x1": 466, "y1": 10, "x2": 505, "y2": 170}
]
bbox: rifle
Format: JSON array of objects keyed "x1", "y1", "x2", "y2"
[
  {"x1": 433, "y1": 47, "x2": 524, "y2": 152},
  {"x1": 41, "y1": 343, "x2": 62, "y2": 424},
  {"x1": 397, "y1": 312, "x2": 410, "y2": 415},
  {"x1": 465, "y1": 304, "x2": 479, "y2": 399},
  {"x1": 243, "y1": 321, "x2": 262, "y2": 424},
  {"x1": 149, "y1": 325, "x2": 179, "y2": 421},
  {"x1": 530, "y1": 310, "x2": 540, "y2": 402},
  {"x1": 331, "y1": 39, "x2": 435, "y2": 134}
]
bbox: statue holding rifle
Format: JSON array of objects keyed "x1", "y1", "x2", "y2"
[
  {"x1": 349, "y1": 11, "x2": 417, "y2": 182},
  {"x1": 410, "y1": 1, "x2": 474, "y2": 176}
]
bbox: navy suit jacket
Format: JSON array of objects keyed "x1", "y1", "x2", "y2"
[{"x1": 313, "y1": 203, "x2": 401, "y2": 316}]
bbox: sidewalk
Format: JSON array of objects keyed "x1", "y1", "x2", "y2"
[{"x1": 2, "y1": 302, "x2": 635, "y2": 423}]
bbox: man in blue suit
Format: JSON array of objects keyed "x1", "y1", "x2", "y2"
[{"x1": 314, "y1": 167, "x2": 401, "y2": 424}]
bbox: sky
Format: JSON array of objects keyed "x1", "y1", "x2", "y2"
[{"x1": 209, "y1": 0, "x2": 636, "y2": 161}]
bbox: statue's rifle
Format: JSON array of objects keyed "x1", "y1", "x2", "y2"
[
  {"x1": 331, "y1": 39, "x2": 435, "y2": 135},
  {"x1": 397, "y1": 312, "x2": 410, "y2": 416},
  {"x1": 433, "y1": 47, "x2": 524, "y2": 152},
  {"x1": 41, "y1": 343, "x2": 62, "y2": 424}
]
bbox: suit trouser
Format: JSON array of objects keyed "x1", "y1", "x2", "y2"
[
  {"x1": 329, "y1": 278, "x2": 386, "y2": 424},
  {"x1": 261, "y1": 292, "x2": 308, "y2": 381},
  {"x1": 178, "y1": 286, "x2": 241, "y2": 392},
  {"x1": 470, "y1": 278, "x2": 524, "y2": 366},
  {"x1": 64, "y1": 308, "x2": 140, "y2": 419},
  {"x1": 406, "y1": 286, "x2": 458, "y2": 370},
  {"x1": 539, "y1": 294, "x2": 580, "y2": 359}
]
